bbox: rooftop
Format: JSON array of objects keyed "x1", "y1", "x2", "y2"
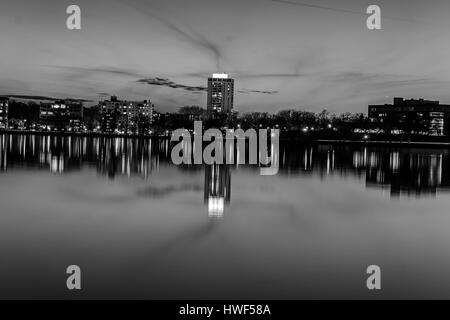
[{"x1": 212, "y1": 73, "x2": 229, "y2": 79}]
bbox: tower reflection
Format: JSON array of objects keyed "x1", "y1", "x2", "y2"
[
  {"x1": 204, "y1": 164, "x2": 231, "y2": 218},
  {"x1": 0, "y1": 134, "x2": 8, "y2": 170}
]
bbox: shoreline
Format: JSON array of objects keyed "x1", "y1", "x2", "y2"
[
  {"x1": 316, "y1": 139, "x2": 450, "y2": 148},
  {"x1": 2, "y1": 130, "x2": 450, "y2": 148},
  {"x1": 0, "y1": 129, "x2": 171, "y2": 139}
]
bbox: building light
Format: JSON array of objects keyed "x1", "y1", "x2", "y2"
[
  {"x1": 212, "y1": 73, "x2": 229, "y2": 79},
  {"x1": 208, "y1": 197, "x2": 225, "y2": 217}
]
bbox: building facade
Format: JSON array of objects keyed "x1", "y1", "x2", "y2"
[
  {"x1": 99, "y1": 96, "x2": 121, "y2": 133},
  {"x1": 99, "y1": 96, "x2": 154, "y2": 134},
  {"x1": 0, "y1": 97, "x2": 9, "y2": 129},
  {"x1": 369, "y1": 98, "x2": 450, "y2": 136},
  {"x1": 66, "y1": 100, "x2": 84, "y2": 132},
  {"x1": 207, "y1": 73, "x2": 234, "y2": 114},
  {"x1": 39, "y1": 99, "x2": 84, "y2": 131}
]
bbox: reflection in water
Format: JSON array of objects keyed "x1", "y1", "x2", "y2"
[
  {"x1": 204, "y1": 165, "x2": 231, "y2": 218},
  {"x1": 2, "y1": 134, "x2": 450, "y2": 198},
  {"x1": 4, "y1": 134, "x2": 450, "y2": 299},
  {"x1": 278, "y1": 143, "x2": 450, "y2": 197},
  {"x1": 365, "y1": 151, "x2": 446, "y2": 197},
  {"x1": 0, "y1": 134, "x2": 171, "y2": 178},
  {"x1": 0, "y1": 135, "x2": 7, "y2": 170}
]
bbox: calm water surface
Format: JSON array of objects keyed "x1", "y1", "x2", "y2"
[{"x1": 1, "y1": 134, "x2": 450, "y2": 299}]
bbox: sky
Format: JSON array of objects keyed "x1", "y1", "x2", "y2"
[{"x1": 1, "y1": 0, "x2": 450, "y2": 113}]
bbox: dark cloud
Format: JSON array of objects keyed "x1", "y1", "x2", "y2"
[
  {"x1": 238, "y1": 90, "x2": 279, "y2": 95},
  {"x1": 138, "y1": 77, "x2": 278, "y2": 95},
  {"x1": 324, "y1": 72, "x2": 450, "y2": 87},
  {"x1": 186, "y1": 71, "x2": 304, "y2": 80},
  {"x1": 64, "y1": 98, "x2": 93, "y2": 103},
  {"x1": 137, "y1": 77, "x2": 207, "y2": 93},
  {"x1": 5, "y1": 95, "x2": 55, "y2": 101},
  {"x1": 5, "y1": 95, "x2": 92, "y2": 102},
  {"x1": 48, "y1": 65, "x2": 141, "y2": 78}
]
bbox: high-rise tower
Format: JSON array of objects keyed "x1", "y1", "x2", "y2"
[{"x1": 207, "y1": 73, "x2": 234, "y2": 114}]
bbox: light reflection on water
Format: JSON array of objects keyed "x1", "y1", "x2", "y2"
[{"x1": 1, "y1": 134, "x2": 450, "y2": 299}]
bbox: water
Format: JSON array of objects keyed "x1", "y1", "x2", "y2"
[{"x1": 1, "y1": 134, "x2": 450, "y2": 299}]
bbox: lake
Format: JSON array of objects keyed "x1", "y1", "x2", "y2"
[{"x1": 1, "y1": 134, "x2": 450, "y2": 299}]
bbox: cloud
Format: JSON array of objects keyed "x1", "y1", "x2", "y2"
[
  {"x1": 5, "y1": 95, "x2": 92, "y2": 102},
  {"x1": 234, "y1": 51, "x2": 322, "y2": 80},
  {"x1": 271, "y1": 0, "x2": 427, "y2": 24},
  {"x1": 187, "y1": 71, "x2": 305, "y2": 80},
  {"x1": 120, "y1": 0, "x2": 225, "y2": 70},
  {"x1": 271, "y1": 0, "x2": 365, "y2": 16},
  {"x1": 47, "y1": 65, "x2": 142, "y2": 78},
  {"x1": 137, "y1": 77, "x2": 207, "y2": 92},
  {"x1": 138, "y1": 77, "x2": 278, "y2": 95},
  {"x1": 238, "y1": 90, "x2": 279, "y2": 95},
  {"x1": 323, "y1": 72, "x2": 450, "y2": 88},
  {"x1": 237, "y1": 73, "x2": 304, "y2": 79}
]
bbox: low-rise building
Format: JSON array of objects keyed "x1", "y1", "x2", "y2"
[
  {"x1": 99, "y1": 96, "x2": 154, "y2": 134},
  {"x1": 99, "y1": 96, "x2": 121, "y2": 133},
  {"x1": 0, "y1": 97, "x2": 9, "y2": 129},
  {"x1": 39, "y1": 99, "x2": 84, "y2": 131},
  {"x1": 369, "y1": 97, "x2": 450, "y2": 136}
]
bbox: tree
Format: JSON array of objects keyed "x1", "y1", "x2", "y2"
[{"x1": 178, "y1": 106, "x2": 206, "y2": 120}]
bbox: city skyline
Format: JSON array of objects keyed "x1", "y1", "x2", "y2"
[{"x1": 2, "y1": 0, "x2": 450, "y2": 113}]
